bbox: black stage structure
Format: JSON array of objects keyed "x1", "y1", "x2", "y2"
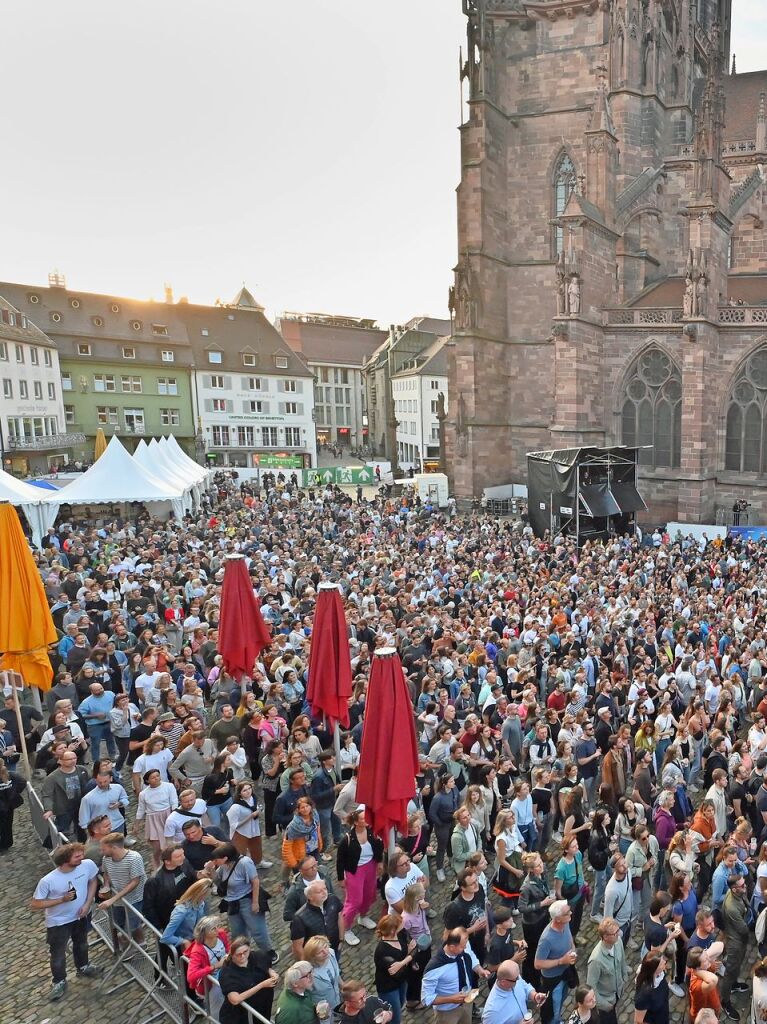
[{"x1": 527, "y1": 445, "x2": 648, "y2": 544}]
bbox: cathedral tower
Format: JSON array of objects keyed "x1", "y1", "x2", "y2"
[{"x1": 447, "y1": 0, "x2": 734, "y2": 507}]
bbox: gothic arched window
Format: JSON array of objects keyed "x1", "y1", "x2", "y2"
[
  {"x1": 553, "y1": 154, "x2": 576, "y2": 256},
  {"x1": 621, "y1": 347, "x2": 682, "y2": 468},
  {"x1": 725, "y1": 348, "x2": 767, "y2": 472}
]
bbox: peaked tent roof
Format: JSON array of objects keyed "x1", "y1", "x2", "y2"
[
  {"x1": 0, "y1": 469, "x2": 58, "y2": 548},
  {"x1": 138, "y1": 438, "x2": 197, "y2": 491},
  {"x1": 42, "y1": 436, "x2": 186, "y2": 507},
  {"x1": 163, "y1": 435, "x2": 208, "y2": 483}
]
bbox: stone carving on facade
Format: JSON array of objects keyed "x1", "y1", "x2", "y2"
[
  {"x1": 568, "y1": 275, "x2": 581, "y2": 315},
  {"x1": 555, "y1": 248, "x2": 581, "y2": 316},
  {"x1": 454, "y1": 250, "x2": 480, "y2": 330},
  {"x1": 456, "y1": 391, "x2": 469, "y2": 458},
  {"x1": 683, "y1": 249, "x2": 709, "y2": 319}
]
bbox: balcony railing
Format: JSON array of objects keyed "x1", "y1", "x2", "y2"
[
  {"x1": 718, "y1": 306, "x2": 767, "y2": 325},
  {"x1": 604, "y1": 308, "x2": 684, "y2": 326},
  {"x1": 6, "y1": 432, "x2": 86, "y2": 451}
]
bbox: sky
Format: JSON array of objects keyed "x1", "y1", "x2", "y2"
[{"x1": 0, "y1": 0, "x2": 763, "y2": 326}]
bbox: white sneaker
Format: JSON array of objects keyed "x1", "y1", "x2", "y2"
[
  {"x1": 256, "y1": 860, "x2": 274, "y2": 869},
  {"x1": 668, "y1": 983, "x2": 685, "y2": 999},
  {"x1": 344, "y1": 930, "x2": 361, "y2": 946},
  {"x1": 436, "y1": 869, "x2": 446, "y2": 882},
  {"x1": 359, "y1": 916, "x2": 378, "y2": 930}
]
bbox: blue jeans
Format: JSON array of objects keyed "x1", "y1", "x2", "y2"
[
  {"x1": 228, "y1": 900, "x2": 273, "y2": 952},
  {"x1": 540, "y1": 977, "x2": 567, "y2": 1024},
  {"x1": 518, "y1": 821, "x2": 537, "y2": 851},
  {"x1": 113, "y1": 899, "x2": 144, "y2": 934},
  {"x1": 318, "y1": 806, "x2": 342, "y2": 849},
  {"x1": 377, "y1": 982, "x2": 407, "y2": 1024},
  {"x1": 88, "y1": 725, "x2": 117, "y2": 762},
  {"x1": 592, "y1": 867, "x2": 608, "y2": 914},
  {"x1": 204, "y1": 799, "x2": 232, "y2": 829}
]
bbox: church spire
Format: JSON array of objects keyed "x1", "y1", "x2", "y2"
[
  {"x1": 692, "y1": 23, "x2": 726, "y2": 202},
  {"x1": 584, "y1": 65, "x2": 618, "y2": 224},
  {"x1": 758, "y1": 92, "x2": 767, "y2": 153},
  {"x1": 588, "y1": 64, "x2": 616, "y2": 135}
]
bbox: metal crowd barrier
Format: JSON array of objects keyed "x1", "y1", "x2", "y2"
[
  {"x1": 26, "y1": 782, "x2": 68, "y2": 850},
  {"x1": 25, "y1": 780, "x2": 274, "y2": 1024}
]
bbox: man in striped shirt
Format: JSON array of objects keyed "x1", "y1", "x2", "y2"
[{"x1": 100, "y1": 832, "x2": 147, "y2": 943}]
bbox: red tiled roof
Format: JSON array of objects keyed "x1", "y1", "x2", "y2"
[
  {"x1": 632, "y1": 275, "x2": 767, "y2": 306},
  {"x1": 723, "y1": 70, "x2": 767, "y2": 142},
  {"x1": 279, "y1": 318, "x2": 386, "y2": 366}
]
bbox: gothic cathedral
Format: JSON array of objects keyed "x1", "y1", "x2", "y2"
[{"x1": 446, "y1": 0, "x2": 767, "y2": 525}]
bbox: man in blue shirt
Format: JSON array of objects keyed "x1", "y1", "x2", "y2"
[
  {"x1": 711, "y1": 846, "x2": 749, "y2": 923},
  {"x1": 482, "y1": 960, "x2": 546, "y2": 1024},
  {"x1": 422, "y1": 929, "x2": 491, "y2": 1024},
  {"x1": 77, "y1": 683, "x2": 116, "y2": 761},
  {"x1": 533, "y1": 901, "x2": 577, "y2": 1024}
]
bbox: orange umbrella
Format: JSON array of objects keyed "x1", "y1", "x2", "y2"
[
  {"x1": 94, "y1": 427, "x2": 107, "y2": 461},
  {"x1": 0, "y1": 503, "x2": 57, "y2": 690}
]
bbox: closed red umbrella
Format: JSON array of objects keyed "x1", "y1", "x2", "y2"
[
  {"x1": 356, "y1": 648, "x2": 420, "y2": 846},
  {"x1": 306, "y1": 582, "x2": 352, "y2": 732},
  {"x1": 218, "y1": 554, "x2": 272, "y2": 682}
]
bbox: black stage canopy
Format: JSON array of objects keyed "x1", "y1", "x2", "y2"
[{"x1": 526, "y1": 445, "x2": 646, "y2": 543}]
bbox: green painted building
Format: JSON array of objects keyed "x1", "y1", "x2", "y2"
[{"x1": 0, "y1": 280, "x2": 197, "y2": 459}]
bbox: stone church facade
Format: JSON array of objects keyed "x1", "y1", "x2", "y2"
[{"x1": 446, "y1": 0, "x2": 767, "y2": 525}]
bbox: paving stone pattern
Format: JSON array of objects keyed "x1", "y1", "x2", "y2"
[{"x1": 3, "y1": 791, "x2": 760, "y2": 1024}]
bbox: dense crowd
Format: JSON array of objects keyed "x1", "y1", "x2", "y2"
[{"x1": 12, "y1": 470, "x2": 767, "y2": 1024}]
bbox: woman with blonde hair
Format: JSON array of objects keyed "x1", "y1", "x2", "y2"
[
  {"x1": 304, "y1": 935, "x2": 341, "y2": 1016},
  {"x1": 492, "y1": 807, "x2": 525, "y2": 909},
  {"x1": 401, "y1": 884, "x2": 431, "y2": 1009},
  {"x1": 666, "y1": 829, "x2": 697, "y2": 883},
  {"x1": 461, "y1": 785, "x2": 489, "y2": 839},
  {"x1": 518, "y1": 851, "x2": 553, "y2": 987},
  {"x1": 185, "y1": 914, "x2": 230, "y2": 1001},
  {"x1": 160, "y1": 878, "x2": 214, "y2": 956}
]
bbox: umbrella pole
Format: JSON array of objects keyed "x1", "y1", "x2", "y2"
[
  {"x1": 7, "y1": 673, "x2": 31, "y2": 778},
  {"x1": 333, "y1": 723, "x2": 341, "y2": 762}
]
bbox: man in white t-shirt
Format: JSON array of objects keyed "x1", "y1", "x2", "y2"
[
  {"x1": 134, "y1": 656, "x2": 163, "y2": 704},
  {"x1": 30, "y1": 842, "x2": 101, "y2": 1001},
  {"x1": 163, "y1": 788, "x2": 208, "y2": 844},
  {"x1": 384, "y1": 848, "x2": 427, "y2": 914}
]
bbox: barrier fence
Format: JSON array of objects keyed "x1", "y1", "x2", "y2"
[{"x1": 26, "y1": 782, "x2": 272, "y2": 1024}]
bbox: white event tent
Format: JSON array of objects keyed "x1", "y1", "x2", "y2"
[
  {"x1": 0, "y1": 469, "x2": 58, "y2": 548},
  {"x1": 163, "y1": 435, "x2": 208, "y2": 484},
  {"x1": 41, "y1": 436, "x2": 188, "y2": 521},
  {"x1": 134, "y1": 439, "x2": 196, "y2": 513}
]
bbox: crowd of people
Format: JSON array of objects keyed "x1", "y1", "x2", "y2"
[{"x1": 13, "y1": 471, "x2": 767, "y2": 1024}]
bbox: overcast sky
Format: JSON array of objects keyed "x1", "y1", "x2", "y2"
[{"x1": 0, "y1": 1, "x2": 763, "y2": 326}]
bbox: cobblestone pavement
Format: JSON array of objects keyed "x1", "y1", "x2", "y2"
[{"x1": 3, "y1": 795, "x2": 760, "y2": 1024}]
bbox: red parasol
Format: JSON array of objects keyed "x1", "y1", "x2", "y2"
[
  {"x1": 218, "y1": 554, "x2": 272, "y2": 682},
  {"x1": 356, "y1": 648, "x2": 420, "y2": 846},
  {"x1": 306, "y1": 582, "x2": 352, "y2": 732}
]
